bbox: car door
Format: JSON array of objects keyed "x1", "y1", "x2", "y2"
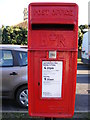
[{"x1": 0, "y1": 50, "x2": 21, "y2": 97}]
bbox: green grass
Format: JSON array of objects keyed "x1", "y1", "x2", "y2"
[{"x1": 1, "y1": 112, "x2": 90, "y2": 120}]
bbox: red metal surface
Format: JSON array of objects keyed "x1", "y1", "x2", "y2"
[{"x1": 28, "y1": 3, "x2": 78, "y2": 118}]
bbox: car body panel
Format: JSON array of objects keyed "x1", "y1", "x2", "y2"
[{"x1": 0, "y1": 45, "x2": 27, "y2": 99}]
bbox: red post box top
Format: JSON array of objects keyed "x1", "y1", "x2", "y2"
[
  {"x1": 28, "y1": 3, "x2": 78, "y2": 51},
  {"x1": 28, "y1": 3, "x2": 78, "y2": 24}
]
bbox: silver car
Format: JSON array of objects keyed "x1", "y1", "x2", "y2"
[{"x1": 0, "y1": 45, "x2": 28, "y2": 108}]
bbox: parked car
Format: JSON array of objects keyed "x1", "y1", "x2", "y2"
[{"x1": 0, "y1": 45, "x2": 28, "y2": 108}]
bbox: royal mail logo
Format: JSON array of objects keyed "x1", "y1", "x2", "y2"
[
  {"x1": 40, "y1": 32, "x2": 65, "y2": 47},
  {"x1": 49, "y1": 33, "x2": 58, "y2": 41}
]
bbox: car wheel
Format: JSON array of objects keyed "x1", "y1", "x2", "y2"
[{"x1": 16, "y1": 86, "x2": 28, "y2": 108}]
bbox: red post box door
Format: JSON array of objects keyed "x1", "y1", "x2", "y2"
[{"x1": 28, "y1": 50, "x2": 77, "y2": 118}]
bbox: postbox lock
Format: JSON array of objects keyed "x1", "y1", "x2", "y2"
[
  {"x1": 38, "y1": 82, "x2": 40, "y2": 86},
  {"x1": 49, "y1": 51, "x2": 56, "y2": 59}
]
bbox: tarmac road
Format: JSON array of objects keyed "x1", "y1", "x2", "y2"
[{"x1": 1, "y1": 63, "x2": 90, "y2": 112}]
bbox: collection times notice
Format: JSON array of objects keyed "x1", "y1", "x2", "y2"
[{"x1": 42, "y1": 61, "x2": 63, "y2": 98}]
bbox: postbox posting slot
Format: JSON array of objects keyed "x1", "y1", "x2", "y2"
[{"x1": 32, "y1": 24, "x2": 74, "y2": 30}]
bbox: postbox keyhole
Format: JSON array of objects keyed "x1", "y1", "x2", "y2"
[{"x1": 38, "y1": 82, "x2": 40, "y2": 86}]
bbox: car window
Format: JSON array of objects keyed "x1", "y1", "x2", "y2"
[
  {"x1": 18, "y1": 52, "x2": 27, "y2": 66},
  {"x1": 0, "y1": 50, "x2": 13, "y2": 67}
]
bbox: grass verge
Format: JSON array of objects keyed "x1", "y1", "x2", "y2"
[{"x1": 1, "y1": 112, "x2": 90, "y2": 120}]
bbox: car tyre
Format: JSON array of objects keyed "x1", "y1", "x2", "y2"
[{"x1": 16, "y1": 86, "x2": 28, "y2": 108}]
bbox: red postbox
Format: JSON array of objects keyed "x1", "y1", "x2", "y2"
[{"x1": 28, "y1": 3, "x2": 78, "y2": 118}]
